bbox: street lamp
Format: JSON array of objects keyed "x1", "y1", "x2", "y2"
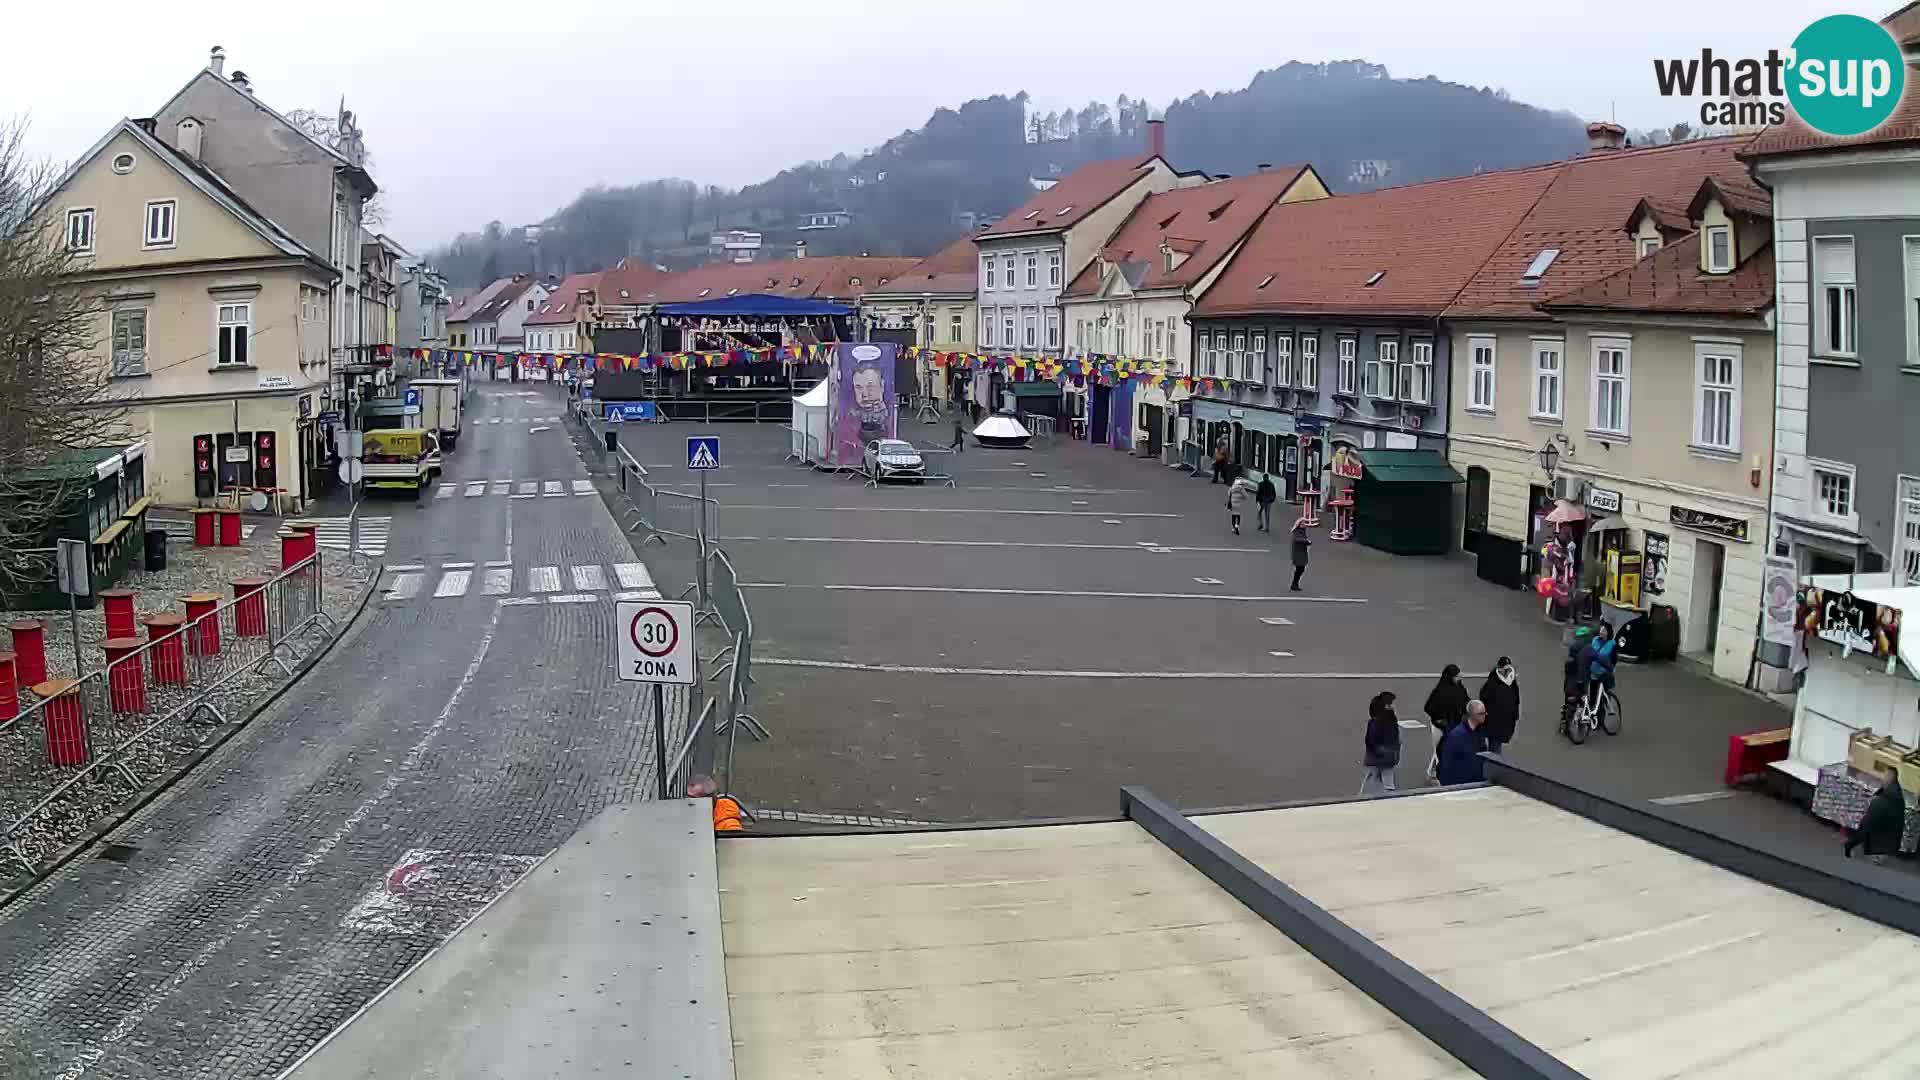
[{"x1": 1537, "y1": 440, "x2": 1560, "y2": 477}]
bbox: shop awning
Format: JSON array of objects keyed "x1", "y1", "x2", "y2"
[
  {"x1": 1006, "y1": 382, "x2": 1062, "y2": 398},
  {"x1": 1355, "y1": 449, "x2": 1464, "y2": 484}
]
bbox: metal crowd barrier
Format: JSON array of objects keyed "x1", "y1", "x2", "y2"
[
  {"x1": 1027, "y1": 414, "x2": 1057, "y2": 443},
  {"x1": 655, "y1": 489, "x2": 720, "y2": 547},
  {"x1": 914, "y1": 447, "x2": 958, "y2": 488},
  {"x1": 1182, "y1": 440, "x2": 1207, "y2": 477},
  {"x1": 0, "y1": 551, "x2": 336, "y2": 873}
]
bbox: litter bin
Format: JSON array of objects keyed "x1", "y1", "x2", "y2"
[
  {"x1": 1647, "y1": 603, "x2": 1681, "y2": 662},
  {"x1": 604, "y1": 430, "x2": 618, "y2": 453},
  {"x1": 143, "y1": 528, "x2": 168, "y2": 572}
]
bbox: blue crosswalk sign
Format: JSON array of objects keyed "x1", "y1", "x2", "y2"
[{"x1": 686, "y1": 436, "x2": 721, "y2": 470}]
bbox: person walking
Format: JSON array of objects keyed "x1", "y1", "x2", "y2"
[
  {"x1": 1478, "y1": 657, "x2": 1520, "y2": 756},
  {"x1": 1845, "y1": 775, "x2": 1906, "y2": 866},
  {"x1": 1255, "y1": 474, "x2": 1277, "y2": 532},
  {"x1": 1289, "y1": 516, "x2": 1312, "y2": 591},
  {"x1": 1212, "y1": 440, "x2": 1231, "y2": 484},
  {"x1": 1435, "y1": 700, "x2": 1490, "y2": 785},
  {"x1": 1360, "y1": 691, "x2": 1401, "y2": 796},
  {"x1": 950, "y1": 414, "x2": 966, "y2": 452},
  {"x1": 1423, "y1": 664, "x2": 1470, "y2": 781},
  {"x1": 1226, "y1": 476, "x2": 1254, "y2": 535}
]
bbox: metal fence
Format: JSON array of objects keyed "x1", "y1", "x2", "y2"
[
  {"x1": 1027, "y1": 414, "x2": 1058, "y2": 443},
  {"x1": 1182, "y1": 440, "x2": 1208, "y2": 477},
  {"x1": 0, "y1": 551, "x2": 335, "y2": 873}
]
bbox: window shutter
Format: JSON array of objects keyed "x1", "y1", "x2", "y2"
[
  {"x1": 1819, "y1": 237, "x2": 1855, "y2": 284},
  {"x1": 1906, "y1": 238, "x2": 1920, "y2": 294}
]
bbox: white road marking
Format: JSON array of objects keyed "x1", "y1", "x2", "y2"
[
  {"x1": 383, "y1": 572, "x2": 422, "y2": 600},
  {"x1": 484, "y1": 559, "x2": 512, "y2": 568},
  {"x1": 433, "y1": 570, "x2": 472, "y2": 598},
  {"x1": 464, "y1": 482, "x2": 486, "y2": 497},
  {"x1": 517, "y1": 481, "x2": 538, "y2": 496},
  {"x1": 1194, "y1": 577, "x2": 1225, "y2": 585},
  {"x1": 1650, "y1": 791, "x2": 1737, "y2": 806},
  {"x1": 442, "y1": 561, "x2": 475, "y2": 569},
  {"x1": 491, "y1": 480, "x2": 511, "y2": 496},
  {"x1": 571, "y1": 479, "x2": 594, "y2": 495},
  {"x1": 529, "y1": 426, "x2": 551, "y2": 433},
  {"x1": 1258, "y1": 616, "x2": 1295, "y2": 626},
  {"x1": 434, "y1": 485, "x2": 455, "y2": 501},
  {"x1": 739, "y1": 583, "x2": 1367, "y2": 603},
  {"x1": 547, "y1": 593, "x2": 597, "y2": 604},
  {"x1": 1268, "y1": 651, "x2": 1296, "y2": 658},
  {"x1": 570, "y1": 565, "x2": 607, "y2": 591},
  {"x1": 1072, "y1": 500, "x2": 1089, "y2": 506},
  {"x1": 1102, "y1": 519, "x2": 1123, "y2": 525},
  {"x1": 528, "y1": 566, "x2": 561, "y2": 593},
  {"x1": 613, "y1": 589, "x2": 663, "y2": 601},
  {"x1": 730, "y1": 505, "x2": 1181, "y2": 518},
  {"x1": 723, "y1": 536, "x2": 1263, "y2": 554},
  {"x1": 481, "y1": 568, "x2": 513, "y2": 595},
  {"x1": 613, "y1": 563, "x2": 654, "y2": 589},
  {"x1": 760, "y1": 658, "x2": 1458, "y2": 679},
  {"x1": 1147, "y1": 547, "x2": 1172, "y2": 554},
  {"x1": 542, "y1": 481, "x2": 564, "y2": 497},
  {"x1": 496, "y1": 596, "x2": 541, "y2": 607},
  {"x1": 386, "y1": 563, "x2": 426, "y2": 572}
]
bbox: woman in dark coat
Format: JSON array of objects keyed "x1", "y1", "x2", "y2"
[
  {"x1": 1478, "y1": 657, "x2": 1520, "y2": 756},
  {"x1": 1846, "y1": 775, "x2": 1906, "y2": 865},
  {"x1": 1289, "y1": 516, "x2": 1311, "y2": 591},
  {"x1": 1423, "y1": 664, "x2": 1470, "y2": 781},
  {"x1": 1360, "y1": 691, "x2": 1400, "y2": 796}
]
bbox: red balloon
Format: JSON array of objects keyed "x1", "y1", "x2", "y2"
[{"x1": 1535, "y1": 577, "x2": 1553, "y2": 597}]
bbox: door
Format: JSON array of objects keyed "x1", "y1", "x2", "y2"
[
  {"x1": 1689, "y1": 539, "x2": 1725, "y2": 656},
  {"x1": 1283, "y1": 439, "x2": 1300, "y2": 501},
  {"x1": 1143, "y1": 404, "x2": 1164, "y2": 458},
  {"x1": 1230, "y1": 422, "x2": 1246, "y2": 467},
  {"x1": 1089, "y1": 383, "x2": 1110, "y2": 444},
  {"x1": 1464, "y1": 466, "x2": 1491, "y2": 554}
]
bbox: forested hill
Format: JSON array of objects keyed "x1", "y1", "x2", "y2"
[{"x1": 429, "y1": 61, "x2": 1591, "y2": 288}]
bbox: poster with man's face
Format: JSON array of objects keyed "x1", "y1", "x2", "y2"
[{"x1": 832, "y1": 343, "x2": 897, "y2": 466}]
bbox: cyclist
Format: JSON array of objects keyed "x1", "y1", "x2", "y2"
[{"x1": 1587, "y1": 621, "x2": 1620, "y2": 712}]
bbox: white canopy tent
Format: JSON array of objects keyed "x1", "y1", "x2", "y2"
[
  {"x1": 1783, "y1": 573, "x2": 1917, "y2": 785},
  {"x1": 791, "y1": 381, "x2": 831, "y2": 466},
  {"x1": 972, "y1": 414, "x2": 1031, "y2": 449}
]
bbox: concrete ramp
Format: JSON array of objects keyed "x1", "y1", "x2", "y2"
[{"x1": 283, "y1": 799, "x2": 732, "y2": 1080}]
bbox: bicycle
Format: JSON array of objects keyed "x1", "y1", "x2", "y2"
[{"x1": 1563, "y1": 679, "x2": 1621, "y2": 744}]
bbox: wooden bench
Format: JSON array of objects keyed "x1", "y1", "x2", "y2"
[
  {"x1": 121, "y1": 495, "x2": 155, "y2": 522},
  {"x1": 1725, "y1": 728, "x2": 1791, "y2": 787}
]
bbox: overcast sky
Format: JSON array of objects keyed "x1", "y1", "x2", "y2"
[{"x1": 2, "y1": 0, "x2": 1852, "y2": 251}]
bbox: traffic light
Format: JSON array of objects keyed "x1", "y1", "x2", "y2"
[
  {"x1": 255, "y1": 431, "x2": 277, "y2": 490},
  {"x1": 193, "y1": 434, "x2": 214, "y2": 498}
]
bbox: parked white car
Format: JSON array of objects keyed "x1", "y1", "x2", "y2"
[{"x1": 864, "y1": 438, "x2": 925, "y2": 481}]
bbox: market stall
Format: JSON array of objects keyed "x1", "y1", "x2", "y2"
[{"x1": 1346, "y1": 450, "x2": 1464, "y2": 556}]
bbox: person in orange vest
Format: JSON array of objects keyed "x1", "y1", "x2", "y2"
[{"x1": 688, "y1": 775, "x2": 744, "y2": 832}]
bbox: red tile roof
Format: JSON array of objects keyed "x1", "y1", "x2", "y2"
[
  {"x1": 1884, "y1": 1, "x2": 1920, "y2": 47},
  {"x1": 1062, "y1": 166, "x2": 1317, "y2": 298},
  {"x1": 597, "y1": 260, "x2": 673, "y2": 307},
  {"x1": 1193, "y1": 166, "x2": 1562, "y2": 318},
  {"x1": 975, "y1": 156, "x2": 1161, "y2": 240},
  {"x1": 1742, "y1": 62, "x2": 1920, "y2": 158},
  {"x1": 1539, "y1": 232, "x2": 1774, "y2": 317},
  {"x1": 864, "y1": 234, "x2": 981, "y2": 297},
  {"x1": 617, "y1": 256, "x2": 921, "y2": 306},
  {"x1": 446, "y1": 277, "x2": 514, "y2": 323},
  {"x1": 469, "y1": 275, "x2": 543, "y2": 324},
  {"x1": 526, "y1": 272, "x2": 603, "y2": 326},
  {"x1": 1444, "y1": 135, "x2": 1763, "y2": 319}
]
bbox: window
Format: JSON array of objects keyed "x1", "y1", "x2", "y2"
[
  {"x1": 1367, "y1": 339, "x2": 1398, "y2": 399},
  {"x1": 1336, "y1": 336, "x2": 1356, "y2": 394},
  {"x1": 1228, "y1": 333, "x2": 1245, "y2": 381},
  {"x1": 1906, "y1": 236, "x2": 1920, "y2": 366},
  {"x1": 66, "y1": 208, "x2": 94, "y2": 253},
  {"x1": 1003, "y1": 311, "x2": 1014, "y2": 347},
  {"x1": 1531, "y1": 340, "x2": 1563, "y2": 419},
  {"x1": 1467, "y1": 336, "x2": 1496, "y2": 411},
  {"x1": 982, "y1": 258, "x2": 995, "y2": 290},
  {"x1": 1694, "y1": 345, "x2": 1740, "y2": 452},
  {"x1": 981, "y1": 310, "x2": 994, "y2": 347},
  {"x1": 1045, "y1": 309, "x2": 1059, "y2": 350},
  {"x1": 1403, "y1": 339, "x2": 1433, "y2": 404},
  {"x1": 111, "y1": 153, "x2": 136, "y2": 174},
  {"x1": 1204, "y1": 332, "x2": 1220, "y2": 377},
  {"x1": 1002, "y1": 258, "x2": 1015, "y2": 287},
  {"x1": 1116, "y1": 322, "x2": 1126, "y2": 357},
  {"x1": 1299, "y1": 335, "x2": 1318, "y2": 390},
  {"x1": 1809, "y1": 460, "x2": 1856, "y2": 527},
  {"x1": 1048, "y1": 251, "x2": 1061, "y2": 287},
  {"x1": 111, "y1": 309, "x2": 147, "y2": 375},
  {"x1": 1520, "y1": 248, "x2": 1560, "y2": 284},
  {"x1": 1636, "y1": 235, "x2": 1661, "y2": 258},
  {"x1": 1705, "y1": 226, "x2": 1732, "y2": 273},
  {"x1": 1590, "y1": 339, "x2": 1630, "y2": 434},
  {"x1": 143, "y1": 199, "x2": 176, "y2": 248},
  {"x1": 950, "y1": 311, "x2": 962, "y2": 344},
  {"x1": 1898, "y1": 477, "x2": 1920, "y2": 586},
  {"x1": 1274, "y1": 334, "x2": 1292, "y2": 386},
  {"x1": 1814, "y1": 236, "x2": 1856, "y2": 357},
  {"x1": 1026, "y1": 254, "x2": 1037, "y2": 287},
  {"x1": 1250, "y1": 333, "x2": 1267, "y2": 383},
  {"x1": 216, "y1": 302, "x2": 251, "y2": 366}
]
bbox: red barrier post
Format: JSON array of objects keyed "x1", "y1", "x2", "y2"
[
  {"x1": 0, "y1": 651, "x2": 16, "y2": 720},
  {"x1": 181, "y1": 593, "x2": 222, "y2": 655},
  {"x1": 289, "y1": 524, "x2": 317, "y2": 564},
  {"x1": 102, "y1": 637, "x2": 147, "y2": 714},
  {"x1": 218, "y1": 509, "x2": 242, "y2": 547},
  {"x1": 100, "y1": 589, "x2": 138, "y2": 640},
  {"x1": 9, "y1": 620, "x2": 46, "y2": 687},
  {"x1": 142, "y1": 614, "x2": 188, "y2": 686},
  {"x1": 33, "y1": 679, "x2": 87, "y2": 766},
  {"x1": 278, "y1": 530, "x2": 301, "y2": 572},
  {"x1": 193, "y1": 508, "x2": 218, "y2": 547},
  {"x1": 233, "y1": 578, "x2": 268, "y2": 638}
]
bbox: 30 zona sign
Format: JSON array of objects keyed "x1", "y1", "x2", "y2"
[{"x1": 615, "y1": 599, "x2": 695, "y2": 684}]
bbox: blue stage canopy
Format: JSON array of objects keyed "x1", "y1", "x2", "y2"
[{"x1": 656, "y1": 294, "x2": 853, "y2": 317}]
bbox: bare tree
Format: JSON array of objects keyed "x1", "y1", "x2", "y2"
[
  {"x1": 284, "y1": 107, "x2": 386, "y2": 227},
  {"x1": 0, "y1": 117, "x2": 128, "y2": 593}
]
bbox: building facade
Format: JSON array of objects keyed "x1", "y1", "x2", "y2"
[
  {"x1": 525, "y1": 272, "x2": 602, "y2": 354},
  {"x1": 861, "y1": 235, "x2": 980, "y2": 404}
]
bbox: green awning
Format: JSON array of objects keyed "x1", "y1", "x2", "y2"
[
  {"x1": 1006, "y1": 382, "x2": 1062, "y2": 398},
  {"x1": 1356, "y1": 449, "x2": 1464, "y2": 484}
]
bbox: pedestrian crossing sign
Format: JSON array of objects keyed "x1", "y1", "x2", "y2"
[{"x1": 686, "y1": 436, "x2": 721, "y2": 470}]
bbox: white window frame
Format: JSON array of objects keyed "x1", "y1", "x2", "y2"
[
  {"x1": 1274, "y1": 334, "x2": 1293, "y2": 386},
  {"x1": 1205, "y1": 332, "x2": 1220, "y2": 377},
  {"x1": 66, "y1": 207, "x2": 95, "y2": 254},
  {"x1": 981, "y1": 309, "x2": 994, "y2": 348},
  {"x1": 1897, "y1": 475, "x2": 1920, "y2": 586},
  {"x1": 1704, "y1": 226, "x2": 1732, "y2": 273},
  {"x1": 1336, "y1": 336, "x2": 1357, "y2": 394},
  {"x1": 1025, "y1": 254, "x2": 1037, "y2": 287},
  {"x1": 215, "y1": 301, "x2": 252, "y2": 367},
  {"x1": 1048, "y1": 251, "x2": 1062, "y2": 287},
  {"x1": 1250, "y1": 333, "x2": 1267, "y2": 384},
  {"x1": 1228, "y1": 332, "x2": 1245, "y2": 381},
  {"x1": 1299, "y1": 335, "x2": 1319, "y2": 390},
  {"x1": 1402, "y1": 339, "x2": 1433, "y2": 404},
  {"x1": 1530, "y1": 338, "x2": 1564, "y2": 420},
  {"x1": 111, "y1": 307, "x2": 148, "y2": 376},
  {"x1": 950, "y1": 310, "x2": 963, "y2": 345},
  {"x1": 1589, "y1": 337, "x2": 1631, "y2": 436},
  {"x1": 1368, "y1": 338, "x2": 1398, "y2": 400},
  {"x1": 1903, "y1": 235, "x2": 1920, "y2": 367},
  {"x1": 1692, "y1": 342, "x2": 1741, "y2": 453},
  {"x1": 983, "y1": 258, "x2": 995, "y2": 291},
  {"x1": 1045, "y1": 308, "x2": 1059, "y2": 350},
  {"x1": 1003, "y1": 311, "x2": 1015, "y2": 349},
  {"x1": 1023, "y1": 309, "x2": 1037, "y2": 349},
  {"x1": 1813, "y1": 235, "x2": 1857, "y2": 359},
  {"x1": 142, "y1": 199, "x2": 177, "y2": 250},
  {"x1": 1467, "y1": 335, "x2": 1496, "y2": 412},
  {"x1": 1001, "y1": 257, "x2": 1015, "y2": 287},
  {"x1": 1636, "y1": 235, "x2": 1661, "y2": 259},
  {"x1": 1808, "y1": 458, "x2": 1858, "y2": 531}
]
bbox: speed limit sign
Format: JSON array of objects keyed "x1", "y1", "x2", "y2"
[{"x1": 615, "y1": 599, "x2": 694, "y2": 684}]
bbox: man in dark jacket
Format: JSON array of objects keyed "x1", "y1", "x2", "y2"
[
  {"x1": 1255, "y1": 474, "x2": 1277, "y2": 532},
  {"x1": 951, "y1": 414, "x2": 965, "y2": 452},
  {"x1": 1478, "y1": 657, "x2": 1520, "y2": 756},
  {"x1": 1289, "y1": 517, "x2": 1311, "y2": 591},
  {"x1": 1360, "y1": 691, "x2": 1400, "y2": 796},
  {"x1": 1435, "y1": 700, "x2": 1489, "y2": 785},
  {"x1": 1846, "y1": 775, "x2": 1907, "y2": 865}
]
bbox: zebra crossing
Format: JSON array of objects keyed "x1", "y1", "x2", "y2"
[
  {"x1": 379, "y1": 560, "x2": 659, "y2": 605},
  {"x1": 290, "y1": 516, "x2": 392, "y2": 557},
  {"x1": 472, "y1": 415, "x2": 562, "y2": 425},
  {"x1": 434, "y1": 478, "x2": 596, "y2": 500}
]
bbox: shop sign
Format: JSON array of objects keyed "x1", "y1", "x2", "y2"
[
  {"x1": 1760, "y1": 556, "x2": 1796, "y2": 648},
  {"x1": 1585, "y1": 486, "x2": 1623, "y2": 514},
  {"x1": 257, "y1": 374, "x2": 293, "y2": 390},
  {"x1": 1669, "y1": 505, "x2": 1749, "y2": 543},
  {"x1": 1331, "y1": 445, "x2": 1364, "y2": 480},
  {"x1": 1643, "y1": 532, "x2": 1669, "y2": 596},
  {"x1": 1294, "y1": 416, "x2": 1325, "y2": 436},
  {"x1": 1801, "y1": 587, "x2": 1902, "y2": 661},
  {"x1": 1382, "y1": 431, "x2": 1417, "y2": 449},
  {"x1": 298, "y1": 395, "x2": 312, "y2": 419}
]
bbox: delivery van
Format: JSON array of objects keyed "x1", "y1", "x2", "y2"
[
  {"x1": 361, "y1": 428, "x2": 441, "y2": 498},
  {"x1": 409, "y1": 378, "x2": 465, "y2": 451}
]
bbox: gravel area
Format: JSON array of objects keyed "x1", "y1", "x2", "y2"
[{"x1": 0, "y1": 517, "x2": 376, "y2": 885}]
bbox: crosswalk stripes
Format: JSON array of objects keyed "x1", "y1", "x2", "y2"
[
  {"x1": 481, "y1": 568, "x2": 513, "y2": 595},
  {"x1": 571, "y1": 479, "x2": 594, "y2": 495},
  {"x1": 571, "y1": 565, "x2": 606, "y2": 591},
  {"x1": 542, "y1": 481, "x2": 564, "y2": 497},
  {"x1": 291, "y1": 516, "x2": 391, "y2": 557},
  {"x1": 474, "y1": 416, "x2": 563, "y2": 425},
  {"x1": 435, "y1": 484, "x2": 455, "y2": 501},
  {"x1": 464, "y1": 482, "x2": 487, "y2": 497},
  {"x1": 491, "y1": 480, "x2": 511, "y2": 496},
  {"x1": 517, "y1": 482, "x2": 538, "y2": 498},
  {"x1": 378, "y1": 562, "x2": 666, "y2": 605},
  {"x1": 613, "y1": 563, "x2": 652, "y2": 589},
  {"x1": 422, "y1": 478, "x2": 598, "y2": 502},
  {"x1": 528, "y1": 567, "x2": 561, "y2": 593},
  {"x1": 384, "y1": 572, "x2": 423, "y2": 600}
]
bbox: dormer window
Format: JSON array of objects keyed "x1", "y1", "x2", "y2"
[
  {"x1": 1206, "y1": 201, "x2": 1233, "y2": 222},
  {"x1": 1520, "y1": 248, "x2": 1560, "y2": 285},
  {"x1": 1636, "y1": 236, "x2": 1661, "y2": 259},
  {"x1": 1057, "y1": 205, "x2": 1073, "y2": 215},
  {"x1": 1257, "y1": 274, "x2": 1275, "y2": 289},
  {"x1": 1705, "y1": 226, "x2": 1733, "y2": 273},
  {"x1": 850, "y1": 276, "x2": 862, "y2": 286},
  {"x1": 698, "y1": 288, "x2": 710, "y2": 297},
  {"x1": 1364, "y1": 271, "x2": 1386, "y2": 287},
  {"x1": 1024, "y1": 209, "x2": 1041, "y2": 220}
]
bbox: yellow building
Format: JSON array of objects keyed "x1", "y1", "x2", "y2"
[{"x1": 36, "y1": 118, "x2": 337, "y2": 509}]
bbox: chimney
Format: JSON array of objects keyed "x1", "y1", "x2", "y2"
[
  {"x1": 177, "y1": 117, "x2": 203, "y2": 162},
  {"x1": 1585, "y1": 121, "x2": 1627, "y2": 152},
  {"x1": 230, "y1": 70, "x2": 252, "y2": 94},
  {"x1": 794, "y1": 239, "x2": 807, "y2": 259},
  {"x1": 208, "y1": 46, "x2": 226, "y2": 76},
  {"x1": 1256, "y1": 163, "x2": 1272, "y2": 172},
  {"x1": 1145, "y1": 118, "x2": 1166, "y2": 160}
]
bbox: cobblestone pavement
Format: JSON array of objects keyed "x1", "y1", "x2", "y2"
[{"x1": 0, "y1": 378, "x2": 688, "y2": 1080}]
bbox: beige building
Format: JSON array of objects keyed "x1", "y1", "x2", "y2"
[
  {"x1": 38, "y1": 118, "x2": 337, "y2": 510},
  {"x1": 860, "y1": 234, "x2": 980, "y2": 405},
  {"x1": 1453, "y1": 180, "x2": 1776, "y2": 683}
]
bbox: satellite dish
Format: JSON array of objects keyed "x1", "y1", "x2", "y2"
[{"x1": 247, "y1": 491, "x2": 269, "y2": 512}]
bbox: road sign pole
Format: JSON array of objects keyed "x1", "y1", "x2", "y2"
[
  {"x1": 59, "y1": 540, "x2": 84, "y2": 678},
  {"x1": 652, "y1": 682, "x2": 669, "y2": 800},
  {"x1": 693, "y1": 466, "x2": 712, "y2": 778}
]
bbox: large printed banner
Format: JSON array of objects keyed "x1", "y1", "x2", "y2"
[{"x1": 830, "y1": 343, "x2": 897, "y2": 467}]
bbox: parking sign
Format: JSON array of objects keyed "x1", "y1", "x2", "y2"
[
  {"x1": 686, "y1": 436, "x2": 721, "y2": 470},
  {"x1": 616, "y1": 600, "x2": 695, "y2": 684}
]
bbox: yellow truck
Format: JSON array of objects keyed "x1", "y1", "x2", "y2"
[{"x1": 361, "y1": 429, "x2": 441, "y2": 498}]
